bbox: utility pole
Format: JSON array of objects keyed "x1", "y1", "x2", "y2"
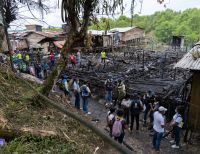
[
  {"x1": 131, "y1": 0, "x2": 135, "y2": 27},
  {"x1": 0, "y1": 0, "x2": 14, "y2": 71}
]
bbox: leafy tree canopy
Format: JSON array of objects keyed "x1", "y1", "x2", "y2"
[{"x1": 90, "y1": 8, "x2": 200, "y2": 46}]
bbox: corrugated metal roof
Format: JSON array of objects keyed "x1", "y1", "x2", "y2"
[
  {"x1": 88, "y1": 27, "x2": 140, "y2": 36},
  {"x1": 88, "y1": 30, "x2": 105, "y2": 35},
  {"x1": 109, "y1": 27, "x2": 136, "y2": 33},
  {"x1": 174, "y1": 45, "x2": 200, "y2": 70}
]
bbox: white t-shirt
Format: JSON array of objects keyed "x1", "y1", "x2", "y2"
[
  {"x1": 153, "y1": 111, "x2": 165, "y2": 133},
  {"x1": 73, "y1": 82, "x2": 80, "y2": 92},
  {"x1": 173, "y1": 113, "x2": 183, "y2": 128}
]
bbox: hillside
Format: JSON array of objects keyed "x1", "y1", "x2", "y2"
[
  {"x1": 90, "y1": 8, "x2": 200, "y2": 46},
  {"x1": 0, "y1": 63, "x2": 117, "y2": 154}
]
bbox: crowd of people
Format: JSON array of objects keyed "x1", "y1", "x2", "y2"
[
  {"x1": 12, "y1": 50, "x2": 57, "y2": 80},
  {"x1": 104, "y1": 76, "x2": 184, "y2": 151},
  {"x1": 59, "y1": 50, "x2": 184, "y2": 152}
]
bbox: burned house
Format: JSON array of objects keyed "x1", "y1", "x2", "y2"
[{"x1": 175, "y1": 44, "x2": 200, "y2": 132}]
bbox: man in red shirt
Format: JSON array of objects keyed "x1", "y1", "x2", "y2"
[
  {"x1": 69, "y1": 54, "x2": 76, "y2": 68},
  {"x1": 50, "y1": 51, "x2": 55, "y2": 66}
]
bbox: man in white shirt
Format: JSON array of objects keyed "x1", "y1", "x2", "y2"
[
  {"x1": 73, "y1": 78, "x2": 80, "y2": 109},
  {"x1": 152, "y1": 106, "x2": 167, "y2": 151}
]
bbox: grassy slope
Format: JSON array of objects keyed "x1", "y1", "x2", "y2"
[{"x1": 0, "y1": 64, "x2": 115, "y2": 154}]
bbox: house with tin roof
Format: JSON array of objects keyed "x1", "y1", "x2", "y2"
[{"x1": 175, "y1": 43, "x2": 200, "y2": 132}]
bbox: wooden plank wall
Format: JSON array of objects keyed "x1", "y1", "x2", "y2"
[{"x1": 190, "y1": 72, "x2": 200, "y2": 132}]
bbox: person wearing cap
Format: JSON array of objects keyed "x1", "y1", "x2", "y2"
[{"x1": 152, "y1": 106, "x2": 167, "y2": 152}]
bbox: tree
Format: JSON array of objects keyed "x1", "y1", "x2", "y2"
[{"x1": 60, "y1": 0, "x2": 125, "y2": 50}]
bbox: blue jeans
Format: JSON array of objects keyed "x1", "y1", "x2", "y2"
[
  {"x1": 106, "y1": 90, "x2": 112, "y2": 103},
  {"x1": 74, "y1": 92, "x2": 80, "y2": 109},
  {"x1": 173, "y1": 126, "x2": 181, "y2": 146},
  {"x1": 82, "y1": 97, "x2": 89, "y2": 113},
  {"x1": 153, "y1": 130, "x2": 163, "y2": 151},
  {"x1": 51, "y1": 60, "x2": 55, "y2": 66},
  {"x1": 144, "y1": 108, "x2": 150, "y2": 125}
]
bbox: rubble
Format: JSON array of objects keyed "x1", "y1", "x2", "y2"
[{"x1": 63, "y1": 48, "x2": 190, "y2": 100}]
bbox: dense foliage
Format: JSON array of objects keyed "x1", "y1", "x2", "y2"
[{"x1": 90, "y1": 8, "x2": 200, "y2": 46}]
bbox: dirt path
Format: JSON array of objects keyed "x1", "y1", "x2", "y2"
[{"x1": 68, "y1": 95, "x2": 199, "y2": 154}]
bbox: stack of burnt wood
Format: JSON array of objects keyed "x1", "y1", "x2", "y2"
[{"x1": 62, "y1": 48, "x2": 190, "y2": 100}]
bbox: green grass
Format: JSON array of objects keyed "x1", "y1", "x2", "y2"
[{"x1": 0, "y1": 134, "x2": 91, "y2": 154}]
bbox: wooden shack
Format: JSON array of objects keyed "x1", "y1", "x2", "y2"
[
  {"x1": 175, "y1": 44, "x2": 200, "y2": 132},
  {"x1": 88, "y1": 30, "x2": 112, "y2": 47},
  {"x1": 172, "y1": 36, "x2": 184, "y2": 48},
  {"x1": 109, "y1": 27, "x2": 145, "y2": 45}
]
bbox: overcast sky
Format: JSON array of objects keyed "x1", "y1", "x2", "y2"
[{"x1": 9, "y1": 0, "x2": 200, "y2": 31}]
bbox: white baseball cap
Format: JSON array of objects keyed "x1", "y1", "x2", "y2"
[{"x1": 158, "y1": 106, "x2": 167, "y2": 112}]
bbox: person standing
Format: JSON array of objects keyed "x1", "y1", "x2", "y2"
[
  {"x1": 143, "y1": 90, "x2": 154, "y2": 127},
  {"x1": 77, "y1": 50, "x2": 81, "y2": 66},
  {"x1": 152, "y1": 106, "x2": 167, "y2": 152},
  {"x1": 50, "y1": 51, "x2": 55, "y2": 66},
  {"x1": 42, "y1": 62, "x2": 49, "y2": 79},
  {"x1": 16, "y1": 52, "x2": 23, "y2": 64},
  {"x1": 62, "y1": 75, "x2": 69, "y2": 96},
  {"x1": 169, "y1": 106, "x2": 184, "y2": 149},
  {"x1": 104, "y1": 76, "x2": 114, "y2": 106},
  {"x1": 101, "y1": 50, "x2": 106, "y2": 63},
  {"x1": 112, "y1": 109, "x2": 127, "y2": 144},
  {"x1": 80, "y1": 81, "x2": 91, "y2": 114},
  {"x1": 117, "y1": 80, "x2": 126, "y2": 107},
  {"x1": 107, "y1": 108, "x2": 116, "y2": 137},
  {"x1": 25, "y1": 53, "x2": 30, "y2": 64},
  {"x1": 121, "y1": 94, "x2": 131, "y2": 125},
  {"x1": 69, "y1": 54, "x2": 76, "y2": 68},
  {"x1": 73, "y1": 78, "x2": 80, "y2": 109},
  {"x1": 130, "y1": 93, "x2": 143, "y2": 132}
]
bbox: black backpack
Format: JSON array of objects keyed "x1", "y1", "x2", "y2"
[{"x1": 131, "y1": 100, "x2": 143, "y2": 113}]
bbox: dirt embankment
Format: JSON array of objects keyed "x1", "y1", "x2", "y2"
[{"x1": 0, "y1": 64, "x2": 118, "y2": 154}]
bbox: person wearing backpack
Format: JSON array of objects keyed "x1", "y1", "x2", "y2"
[
  {"x1": 130, "y1": 93, "x2": 143, "y2": 132},
  {"x1": 61, "y1": 75, "x2": 69, "y2": 96},
  {"x1": 169, "y1": 106, "x2": 184, "y2": 149},
  {"x1": 107, "y1": 108, "x2": 116, "y2": 137},
  {"x1": 80, "y1": 81, "x2": 91, "y2": 114},
  {"x1": 105, "y1": 77, "x2": 114, "y2": 106},
  {"x1": 112, "y1": 109, "x2": 127, "y2": 144}
]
